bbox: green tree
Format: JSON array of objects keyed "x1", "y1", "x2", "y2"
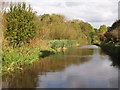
[
  {"x1": 5, "y1": 2, "x2": 36, "y2": 46},
  {"x1": 99, "y1": 25, "x2": 107, "y2": 33},
  {"x1": 78, "y1": 21, "x2": 95, "y2": 43},
  {"x1": 111, "y1": 19, "x2": 120, "y2": 30},
  {"x1": 98, "y1": 25, "x2": 108, "y2": 42},
  {"x1": 104, "y1": 19, "x2": 120, "y2": 43}
]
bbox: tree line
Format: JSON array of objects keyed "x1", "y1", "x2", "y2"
[{"x1": 2, "y1": 2, "x2": 112, "y2": 47}]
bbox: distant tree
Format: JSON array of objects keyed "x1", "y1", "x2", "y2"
[
  {"x1": 111, "y1": 19, "x2": 120, "y2": 30},
  {"x1": 51, "y1": 14, "x2": 65, "y2": 22},
  {"x1": 36, "y1": 13, "x2": 96, "y2": 44},
  {"x1": 99, "y1": 25, "x2": 107, "y2": 33},
  {"x1": 40, "y1": 14, "x2": 51, "y2": 23},
  {"x1": 78, "y1": 21, "x2": 95, "y2": 43},
  {"x1": 5, "y1": 3, "x2": 36, "y2": 46},
  {"x1": 107, "y1": 26, "x2": 111, "y2": 32},
  {"x1": 94, "y1": 28, "x2": 98, "y2": 31},
  {"x1": 104, "y1": 20, "x2": 120, "y2": 43},
  {"x1": 97, "y1": 25, "x2": 108, "y2": 42}
]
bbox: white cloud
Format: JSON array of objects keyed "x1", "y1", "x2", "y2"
[{"x1": 5, "y1": 0, "x2": 120, "y2": 28}]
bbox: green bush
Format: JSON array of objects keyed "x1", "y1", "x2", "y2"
[{"x1": 4, "y1": 3, "x2": 36, "y2": 46}]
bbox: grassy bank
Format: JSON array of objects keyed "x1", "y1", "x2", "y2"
[
  {"x1": 2, "y1": 40, "x2": 80, "y2": 74},
  {"x1": 2, "y1": 44, "x2": 40, "y2": 73}
]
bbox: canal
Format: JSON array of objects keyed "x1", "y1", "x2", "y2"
[{"x1": 2, "y1": 45, "x2": 119, "y2": 88}]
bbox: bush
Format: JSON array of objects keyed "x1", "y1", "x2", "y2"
[{"x1": 4, "y1": 3, "x2": 36, "y2": 46}]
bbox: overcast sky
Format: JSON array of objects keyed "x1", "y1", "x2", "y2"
[{"x1": 4, "y1": 0, "x2": 120, "y2": 28}]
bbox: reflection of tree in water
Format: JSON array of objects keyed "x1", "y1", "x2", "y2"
[
  {"x1": 109, "y1": 56, "x2": 120, "y2": 69},
  {"x1": 2, "y1": 67, "x2": 39, "y2": 88},
  {"x1": 65, "y1": 48, "x2": 94, "y2": 56},
  {"x1": 2, "y1": 48, "x2": 94, "y2": 88},
  {"x1": 99, "y1": 49, "x2": 107, "y2": 56},
  {"x1": 100, "y1": 48, "x2": 120, "y2": 69}
]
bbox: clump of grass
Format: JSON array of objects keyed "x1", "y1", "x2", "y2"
[
  {"x1": 2, "y1": 44, "x2": 40, "y2": 73},
  {"x1": 49, "y1": 40, "x2": 78, "y2": 49}
]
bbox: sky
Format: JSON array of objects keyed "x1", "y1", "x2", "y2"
[{"x1": 2, "y1": 0, "x2": 120, "y2": 28}]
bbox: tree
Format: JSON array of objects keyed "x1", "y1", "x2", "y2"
[
  {"x1": 104, "y1": 20, "x2": 120, "y2": 43},
  {"x1": 99, "y1": 25, "x2": 107, "y2": 33},
  {"x1": 97, "y1": 25, "x2": 107, "y2": 42},
  {"x1": 78, "y1": 21, "x2": 95, "y2": 43},
  {"x1": 5, "y1": 3, "x2": 36, "y2": 46},
  {"x1": 111, "y1": 19, "x2": 120, "y2": 30}
]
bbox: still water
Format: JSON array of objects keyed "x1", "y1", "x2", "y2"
[{"x1": 2, "y1": 45, "x2": 119, "y2": 88}]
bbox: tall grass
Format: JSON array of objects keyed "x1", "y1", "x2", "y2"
[{"x1": 2, "y1": 44, "x2": 40, "y2": 73}]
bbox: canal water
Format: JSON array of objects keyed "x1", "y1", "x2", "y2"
[{"x1": 2, "y1": 45, "x2": 119, "y2": 88}]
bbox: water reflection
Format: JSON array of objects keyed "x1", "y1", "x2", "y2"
[
  {"x1": 109, "y1": 56, "x2": 120, "y2": 69},
  {"x1": 100, "y1": 48, "x2": 120, "y2": 69},
  {"x1": 2, "y1": 46, "x2": 118, "y2": 88}
]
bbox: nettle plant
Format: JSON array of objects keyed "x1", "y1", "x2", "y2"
[{"x1": 5, "y1": 2, "x2": 36, "y2": 47}]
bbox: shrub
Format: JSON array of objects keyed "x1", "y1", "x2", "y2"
[{"x1": 4, "y1": 3, "x2": 36, "y2": 47}]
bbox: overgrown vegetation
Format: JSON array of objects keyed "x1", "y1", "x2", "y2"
[
  {"x1": 2, "y1": 2, "x2": 118, "y2": 74},
  {"x1": 2, "y1": 40, "x2": 78, "y2": 73},
  {"x1": 99, "y1": 20, "x2": 120, "y2": 59},
  {"x1": 2, "y1": 43, "x2": 40, "y2": 73}
]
